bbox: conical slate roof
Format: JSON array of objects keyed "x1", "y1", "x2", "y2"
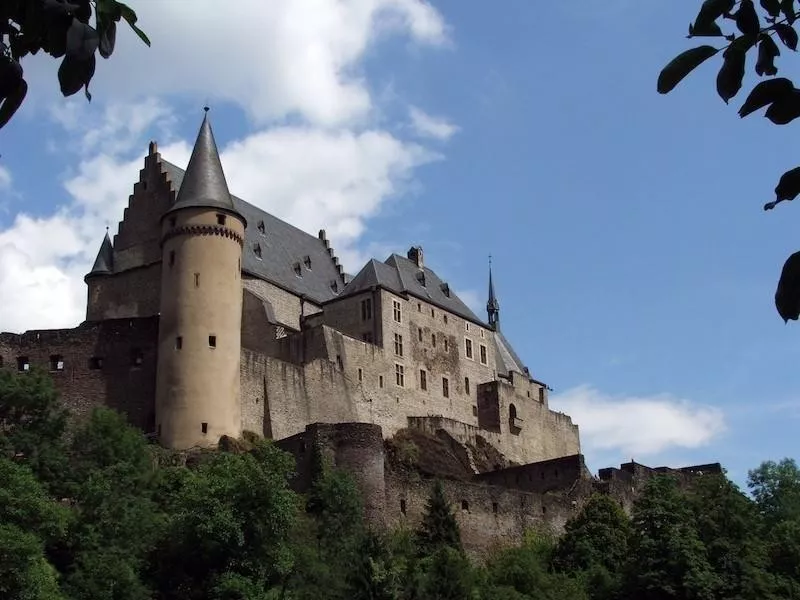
[
  {"x1": 164, "y1": 110, "x2": 244, "y2": 223},
  {"x1": 86, "y1": 231, "x2": 113, "y2": 277}
]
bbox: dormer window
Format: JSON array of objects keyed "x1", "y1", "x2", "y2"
[
  {"x1": 216, "y1": 214, "x2": 226, "y2": 226},
  {"x1": 253, "y1": 243, "x2": 262, "y2": 260},
  {"x1": 416, "y1": 271, "x2": 426, "y2": 287},
  {"x1": 257, "y1": 220, "x2": 266, "y2": 234},
  {"x1": 303, "y1": 255, "x2": 312, "y2": 269},
  {"x1": 293, "y1": 262, "x2": 302, "y2": 277},
  {"x1": 330, "y1": 280, "x2": 339, "y2": 293},
  {"x1": 440, "y1": 282, "x2": 450, "y2": 297}
]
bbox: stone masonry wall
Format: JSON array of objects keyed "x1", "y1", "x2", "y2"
[
  {"x1": 243, "y1": 276, "x2": 321, "y2": 330},
  {"x1": 0, "y1": 317, "x2": 159, "y2": 430}
]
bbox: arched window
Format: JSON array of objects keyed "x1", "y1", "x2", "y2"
[{"x1": 509, "y1": 403, "x2": 517, "y2": 421}]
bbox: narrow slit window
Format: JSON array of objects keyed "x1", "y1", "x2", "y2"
[
  {"x1": 169, "y1": 250, "x2": 175, "y2": 267},
  {"x1": 209, "y1": 335, "x2": 217, "y2": 348},
  {"x1": 464, "y1": 377, "x2": 470, "y2": 395},
  {"x1": 175, "y1": 336, "x2": 183, "y2": 350},
  {"x1": 201, "y1": 422, "x2": 208, "y2": 434},
  {"x1": 194, "y1": 273, "x2": 200, "y2": 288}
]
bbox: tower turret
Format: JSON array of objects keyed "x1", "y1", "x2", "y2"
[
  {"x1": 154, "y1": 109, "x2": 247, "y2": 450},
  {"x1": 487, "y1": 257, "x2": 500, "y2": 330}
]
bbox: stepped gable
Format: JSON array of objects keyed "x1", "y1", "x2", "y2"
[{"x1": 160, "y1": 159, "x2": 344, "y2": 304}]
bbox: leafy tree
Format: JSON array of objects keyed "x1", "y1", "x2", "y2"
[
  {"x1": 624, "y1": 474, "x2": 718, "y2": 600},
  {"x1": 748, "y1": 458, "x2": 800, "y2": 524},
  {"x1": 657, "y1": 1, "x2": 800, "y2": 322},
  {"x1": 0, "y1": 0, "x2": 151, "y2": 130},
  {"x1": 552, "y1": 493, "x2": 632, "y2": 600},
  {"x1": 346, "y1": 529, "x2": 403, "y2": 600},
  {"x1": 417, "y1": 480, "x2": 463, "y2": 556},
  {"x1": 686, "y1": 472, "x2": 777, "y2": 599}
]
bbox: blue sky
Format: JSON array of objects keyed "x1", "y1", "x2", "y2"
[{"x1": 0, "y1": 2, "x2": 796, "y2": 489}]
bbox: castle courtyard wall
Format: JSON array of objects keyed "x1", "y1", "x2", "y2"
[{"x1": 242, "y1": 276, "x2": 322, "y2": 331}]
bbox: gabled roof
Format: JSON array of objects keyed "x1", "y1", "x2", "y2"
[
  {"x1": 161, "y1": 160, "x2": 346, "y2": 305},
  {"x1": 165, "y1": 111, "x2": 243, "y2": 221},
  {"x1": 335, "y1": 253, "x2": 484, "y2": 326},
  {"x1": 86, "y1": 232, "x2": 114, "y2": 278},
  {"x1": 492, "y1": 329, "x2": 530, "y2": 379}
]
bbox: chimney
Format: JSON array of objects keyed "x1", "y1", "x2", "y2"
[{"x1": 408, "y1": 246, "x2": 424, "y2": 269}]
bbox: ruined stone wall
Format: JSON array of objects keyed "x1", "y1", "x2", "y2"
[
  {"x1": 243, "y1": 276, "x2": 321, "y2": 330},
  {"x1": 0, "y1": 318, "x2": 159, "y2": 430}
]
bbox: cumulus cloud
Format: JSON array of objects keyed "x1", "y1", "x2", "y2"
[
  {"x1": 550, "y1": 384, "x2": 726, "y2": 458},
  {"x1": 24, "y1": 0, "x2": 447, "y2": 128},
  {"x1": 409, "y1": 106, "x2": 460, "y2": 140}
]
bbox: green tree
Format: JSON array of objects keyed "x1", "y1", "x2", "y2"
[
  {"x1": 748, "y1": 458, "x2": 800, "y2": 525},
  {"x1": 552, "y1": 494, "x2": 632, "y2": 600},
  {"x1": 417, "y1": 480, "x2": 463, "y2": 556},
  {"x1": 657, "y1": 1, "x2": 800, "y2": 321},
  {"x1": 0, "y1": 0, "x2": 151, "y2": 129},
  {"x1": 346, "y1": 529, "x2": 403, "y2": 600},
  {"x1": 687, "y1": 472, "x2": 777, "y2": 599},
  {"x1": 625, "y1": 474, "x2": 718, "y2": 600}
]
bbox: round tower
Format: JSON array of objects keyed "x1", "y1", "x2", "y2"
[{"x1": 155, "y1": 109, "x2": 247, "y2": 450}]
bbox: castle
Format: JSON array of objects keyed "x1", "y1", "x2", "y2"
[{"x1": 0, "y1": 112, "x2": 719, "y2": 554}]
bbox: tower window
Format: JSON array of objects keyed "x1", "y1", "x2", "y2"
[
  {"x1": 201, "y1": 422, "x2": 208, "y2": 434},
  {"x1": 216, "y1": 214, "x2": 226, "y2": 226},
  {"x1": 358, "y1": 368, "x2": 363, "y2": 382},
  {"x1": 17, "y1": 357, "x2": 29, "y2": 372},
  {"x1": 418, "y1": 327, "x2": 423, "y2": 342},
  {"x1": 209, "y1": 335, "x2": 217, "y2": 348},
  {"x1": 432, "y1": 333, "x2": 436, "y2": 348},
  {"x1": 400, "y1": 499, "x2": 407, "y2": 515},
  {"x1": 444, "y1": 338, "x2": 449, "y2": 352},
  {"x1": 194, "y1": 273, "x2": 200, "y2": 288},
  {"x1": 465, "y1": 377, "x2": 470, "y2": 395},
  {"x1": 169, "y1": 250, "x2": 175, "y2": 267},
  {"x1": 49, "y1": 355, "x2": 64, "y2": 371},
  {"x1": 442, "y1": 377, "x2": 450, "y2": 398},
  {"x1": 175, "y1": 336, "x2": 183, "y2": 350},
  {"x1": 379, "y1": 375, "x2": 384, "y2": 388},
  {"x1": 492, "y1": 501, "x2": 498, "y2": 514},
  {"x1": 443, "y1": 315, "x2": 448, "y2": 324},
  {"x1": 420, "y1": 369, "x2": 427, "y2": 391}
]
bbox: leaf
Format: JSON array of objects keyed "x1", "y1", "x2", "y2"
[
  {"x1": 756, "y1": 34, "x2": 781, "y2": 76},
  {"x1": 98, "y1": 20, "x2": 116, "y2": 59},
  {"x1": 694, "y1": 0, "x2": 736, "y2": 29},
  {"x1": 116, "y1": 2, "x2": 151, "y2": 46},
  {"x1": 65, "y1": 18, "x2": 99, "y2": 61},
  {"x1": 765, "y1": 88, "x2": 800, "y2": 122},
  {"x1": 781, "y1": 0, "x2": 797, "y2": 24},
  {"x1": 689, "y1": 21, "x2": 724, "y2": 37},
  {"x1": 657, "y1": 46, "x2": 720, "y2": 94},
  {"x1": 761, "y1": 0, "x2": 782, "y2": 17},
  {"x1": 766, "y1": 166, "x2": 800, "y2": 211},
  {"x1": 775, "y1": 249, "x2": 800, "y2": 322},
  {"x1": 0, "y1": 79, "x2": 28, "y2": 130},
  {"x1": 0, "y1": 56, "x2": 24, "y2": 99},
  {"x1": 717, "y1": 43, "x2": 749, "y2": 102},
  {"x1": 739, "y1": 77, "x2": 795, "y2": 116},
  {"x1": 775, "y1": 23, "x2": 799, "y2": 50},
  {"x1": 735, "y1": 0, "x2": 761, "y2": 36},
  {"x1": 57, "y1": 53, "x2": 96, "y2": 98}
]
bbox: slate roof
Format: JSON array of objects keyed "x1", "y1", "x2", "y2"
[
  {"x1": 337, "y1": 253, "x2": 485, "y2": 326},
  {"x1": 165, "y1": 112, "x2": 242, "y2": 220},
  {"x1": 161, "y1": 160, "x2": 346, "y2": 305},
  {"x1": 493, "y1": 329, "x2": 529, "y2": 379},
  {"x1": 86, "y1": 232, "x2": 114, "y2": 278}
]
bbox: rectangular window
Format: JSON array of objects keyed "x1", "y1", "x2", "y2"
[
  {"x1": 417, "y1": 303, "x2": 422, "y2": 312},
  {"x1": 216, "y1": 214, "x2": 226, "y2": 226},
  {"x1": 393, "y1": 300, "x2": 402, "y2": 323},
  {"x1": 89, "y1": 356, "x2": 103, "y2": 370},
  {"x1": 430, "y1": 308, "x2": 435, "y2": 318},
  {"x1": 480, "y1": 344, "x2": 487, "y2": 365},
  {"x1": 175, "y1": 336, "x2": 183, "y2": 350},
  {"x1": 379, "y1": 375, "x2": 384, "y2": 388},
  {"x1": 361, "y1": 298, "x2": 372, "y2": 321},
  {"x1": 194, "y1": 272, "x2": 200, "y2": 287},
  {"x1": 539, "y1": 387, "x2": 545, "y2": 403},
  {"x1": 464, "y1": 377, "x2": 470, "y2": 395},
  {"x1": 49, "y1": 355, "x2": 64, "y2": 371},
  {"x1": 420, "y1": 369, "x2": 427, "y2": 391},
  {"x1": 465, "y1": 338, "x2": 473, "y2": 359},
  {"x1": 395, "y1": 364, "x2": 405, "y2": 387},
  {"x1": 394, "y1": 333, "x2": 403, "y2": 357},
  {"x1": 465, "y1": 322, "x2": 470, "y2": 332},
  {"x1": 209, "y1": 335, "x2": 217, "y2": 348},
  {"x1": 201, "y1": 422, "x2": 208, "y2": 434},
  {"x1": 169, "y1": 250, "x2": 175, "y2": 267},
  {"x1": 442, "y1": 377, "x2": 449, "y2": 398},
  {"x1": 432, "y1": 333, "x2": 436, "y2": 348},
  {"x1": 418, "y1": 327, "x2": 423, "y2": 342},
  {"x1": 358, "y1": 368, "x2": 363, "y2": 382},
  {"x1": 480, "y1": 329, "x2": 485, "y2": 339},
  {"x1": 444, "y1": 338, "x2": 449, "y2": 352}
]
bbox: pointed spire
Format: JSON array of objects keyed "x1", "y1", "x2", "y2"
[
  {"x1": 487, "y1": 255, "x2": 500, "y2": 330},
  {"x1": 164, "y1": 108, "x2": 244, "y2": 223},
  {"x1": 86, "y1": 230, "x2": 114, "y2": 278}
]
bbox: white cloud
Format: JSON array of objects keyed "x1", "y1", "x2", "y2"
[
  {"x1": 550, "y1": 384, "x2": 726, "y2": 458},
  {"x1": 24, "y1": 0, "x2": 448, "y2": 128},
  {"x1": 0, "y1": 165, "x2": 11, "y2": 189},
  {"x1": 409, "y1": 106, "x2": 460, "y2": 140}
]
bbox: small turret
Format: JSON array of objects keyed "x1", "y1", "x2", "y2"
[
  {"x1": 155, "y1": 108, "x2": 246, "y2": 450},
  {"x1": 85, "y1": 230, "x2": 114, "y2": 279},
  {"x1": 487, "y1": 257, "x2": 500, "y2": 330}
]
